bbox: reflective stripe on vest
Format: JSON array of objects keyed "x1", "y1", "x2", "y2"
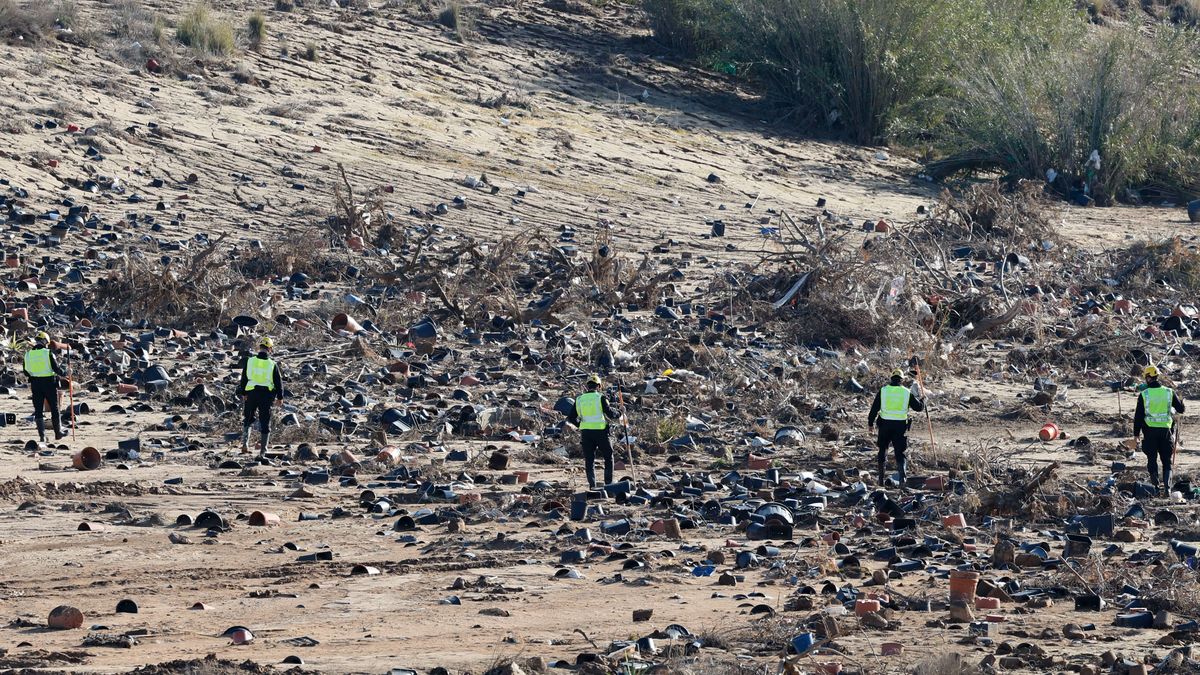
[
  {"x1": 245, "y1": 357, "x2": 276, "y2": 391},
  {"x1": 576, "y1": 392, "x2": 606, "y2": 430},
  {"x1": 879, "y1": 385, "x2": 911, "y2": 421},
  {"x1": 1143, "y1": 387, "x2": 1174, "y2": 429},
  {"x1": 24, "y1": 349, "x2": 53, "y2": 378}
]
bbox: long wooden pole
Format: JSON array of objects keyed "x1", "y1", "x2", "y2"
[
  {"x1": 617, "y1": 381, "x2": 638, "y2": 482},
  {"x1": 916, "y1": 369, "x2": 934, "y2": 453},
  {"x1": 1173, "y1": 414, "x2": 1181, "y2": 467},
  {"x1": 66, "y1": 344, "x2": 76, "y2": 441}
]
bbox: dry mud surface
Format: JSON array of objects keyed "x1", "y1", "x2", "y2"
[{"x1": 2, "y1": 1, "x2": 1200, "y2": 674}]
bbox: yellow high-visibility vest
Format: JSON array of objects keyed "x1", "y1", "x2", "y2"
[
  {"x1": 24, "y1": 349, "x2": 53, "y2": 378},
  {"x1": 245, "y1": 357, "x2": 276, "y2": 391},
  {"x1": 879, "y1": 385, "x2": 911, "y2": 421},
  {"x1": 1143, "y1": 387, "x2": 1174, "y2": 429},
  {"x1": 575, "y1": 392, "x2": 606, "y2": 430}
]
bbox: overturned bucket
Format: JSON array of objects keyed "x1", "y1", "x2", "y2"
[
  {"x1": 948, "y1": 570, "x2": 980, "y2": 604},
  {"x1": 1038, "y1": 422, "x2": 1060, "y2": 442},
  {"x1": 1064, "y1": 534, "x2": 1092, "y2": 559},
  {"x1": 331, "y1": 313, "x2": 363, "y2": 334},
  {"x1": 73, "y1": 447, "x2": 102, "y2": 471},
  {"x1": 248, "y1": 511, "x2": 280, "y2": 527}
]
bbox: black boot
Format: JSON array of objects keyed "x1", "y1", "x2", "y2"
[
  {"x1": 35, "y1": 418, "x2": 46, "y2": 443},
  {"x1": 877, "y1": 461, "x2": 887, "y2": 485},
  {"x1": 258, "y1": 431, "x2": 270, "y2": 455},
  {"x1": 1163, "y1": 470, "x2": 1173, "y2": 497}
]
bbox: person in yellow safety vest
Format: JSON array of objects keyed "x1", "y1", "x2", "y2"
[
  {"x1": 23, "y1": 331, "x2": 67, "y2": 443},
  {"x1": 566, "y1": 374, "x2": 620, "y2": 489},
  {"x1": 867, "y1": 366, "x2": 926, "y2": 487},
  {"x1": 237, "y1": 336, "x2": 285, "y2": 454},
  {"x1": 1133, "y1": 365, "x2": 1185, "y2": 495}
]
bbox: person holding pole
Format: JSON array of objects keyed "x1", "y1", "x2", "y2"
[
  {"x1": 867, "y1": 366, "x2": 926, "y2": 487},
  {"x1": 23, "y1": 331, "x2": 67, "y2": 443},
  {"x1": 1134, "y1": 366, "x2": 1185, "y2": 496},
  {"x1": 566, "y1": 374, "x2": 620, "y2": 489}
]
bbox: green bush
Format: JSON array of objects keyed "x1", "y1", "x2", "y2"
[
  {"x1": 646, "y1": 0, "x2": 1076, "y2": 144},
  {"x1": 754, "y1": 0, "x2": 969, "y2": 143},
  {"x1": 643, "y1": 0, "x2": 735, "y2": 62},
  {"x1": 247, "y1": 10, "x2": 265, "y2": 48},
  {"x1": 645, "y1": 0, "x2": 1200, "y2": 201},
  {"x1": 437, "y1": 0, "x2": 475, "y2": 40},
  {"x1": 1, "y1": 0, "x2": 54, "y2": 42},
  {"x1": 176, "y1": 3, "x2": 234, "y2": 56},
  {"x1": 928, "y1": 25, "x2": 1200, "y2": 203},
  {"x1": 1168, "y1": 0, "x2": 1200, "y2": 25}
]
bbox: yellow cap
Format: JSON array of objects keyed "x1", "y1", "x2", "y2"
[
  {"x1": 1144, "y1": 365, "x2": 1159, "y2": 378},
  {"x1": 587, "y1": 374, "x2": 602, "y2": 385},
  {"x1": 259, "y1": 336, "x2": 275, "y2": 349}
]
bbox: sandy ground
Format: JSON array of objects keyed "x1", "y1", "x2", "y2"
[
  {"x1": 0, "y1": 381, "x2": 1196, "y2": 674},
  {"x1": 2, "y1": 0, "x2": 1200, "y2": 673}
]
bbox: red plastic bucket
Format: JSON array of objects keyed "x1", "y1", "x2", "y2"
[{"x1": 1039, "y1": 423, "x2": 1060, "y2": 442}]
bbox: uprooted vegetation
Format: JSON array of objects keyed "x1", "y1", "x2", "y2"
[
  {"x1": 92, "y1": 226, "x2": 372, "y2": 330},
  {"x1": 1052, "y1": 550, "x2": 1200, "y2": 616},
  {"x1": 713, "y1": 181, "x2": 1062, "y2": 359},
  {"x1": 93, "y1": 233, "x2": 257, "y2": 328},
  {"x1": 1112, "y1": 237, "x2": 1200, "y2": 293},
  {"x1": 79, "y1": 165, "x2": 1199, "y2": 411}
]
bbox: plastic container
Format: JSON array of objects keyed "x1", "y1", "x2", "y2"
[
  {"x1": 792, "y1": 632, "x2": 815, "y2": 654},
  {"x1": 755, "y1": 502, "x2": 795, "y2": 526},
  {"x1": 488, "y1": 450, "x2": 509, "y2": 471},
  {"x1": 73, "y1": 447, "x2": 102, "y2": 471},
  {"x1": 949, "y1": 570, "x2": 980, "y2": 604},
  {"x1": 855, "y1": 599, "x2": 881, "y2": 616},
  {"x1": 570, "y1": 499, "x2": 586, "y2": 521},
  {"x1": 975, "y1": 596, "x2": 1001, "y2": 610},
  {"x1": 1064, "y1": 534, "x2": 1092, "y2": 558},
  {"x1": 248, "y1": 511, "x2": 279, "y2": 526},
  {"x1": 1039, "y1": 422, "x2": 1060, "y2": 442},
  {"x1": 942, "y1": 513, "x2": 967, "y2": 528},
  {"x1": 331, "y1": 313, "x2": 362, "y2": 334},
  {"x1": 662, "y1": 518, "x2": 682, "y2": 539}
]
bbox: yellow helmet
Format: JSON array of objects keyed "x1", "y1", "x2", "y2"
[
  {"x1": 891, "y1": 368, "x2": 904, "y2": 378},
  {"x1": 34, "y1": 331, "x2": 49, "y2": 342},
  {"x1": 587, "y1": 374, "x2": 602, "y2": 385},
  {"x1": 1144, "y1": 365, "x2": 1159, "y2": 379},
  {"x1": 258, "y1": 336, "x2": 275, "y2": 349}
]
